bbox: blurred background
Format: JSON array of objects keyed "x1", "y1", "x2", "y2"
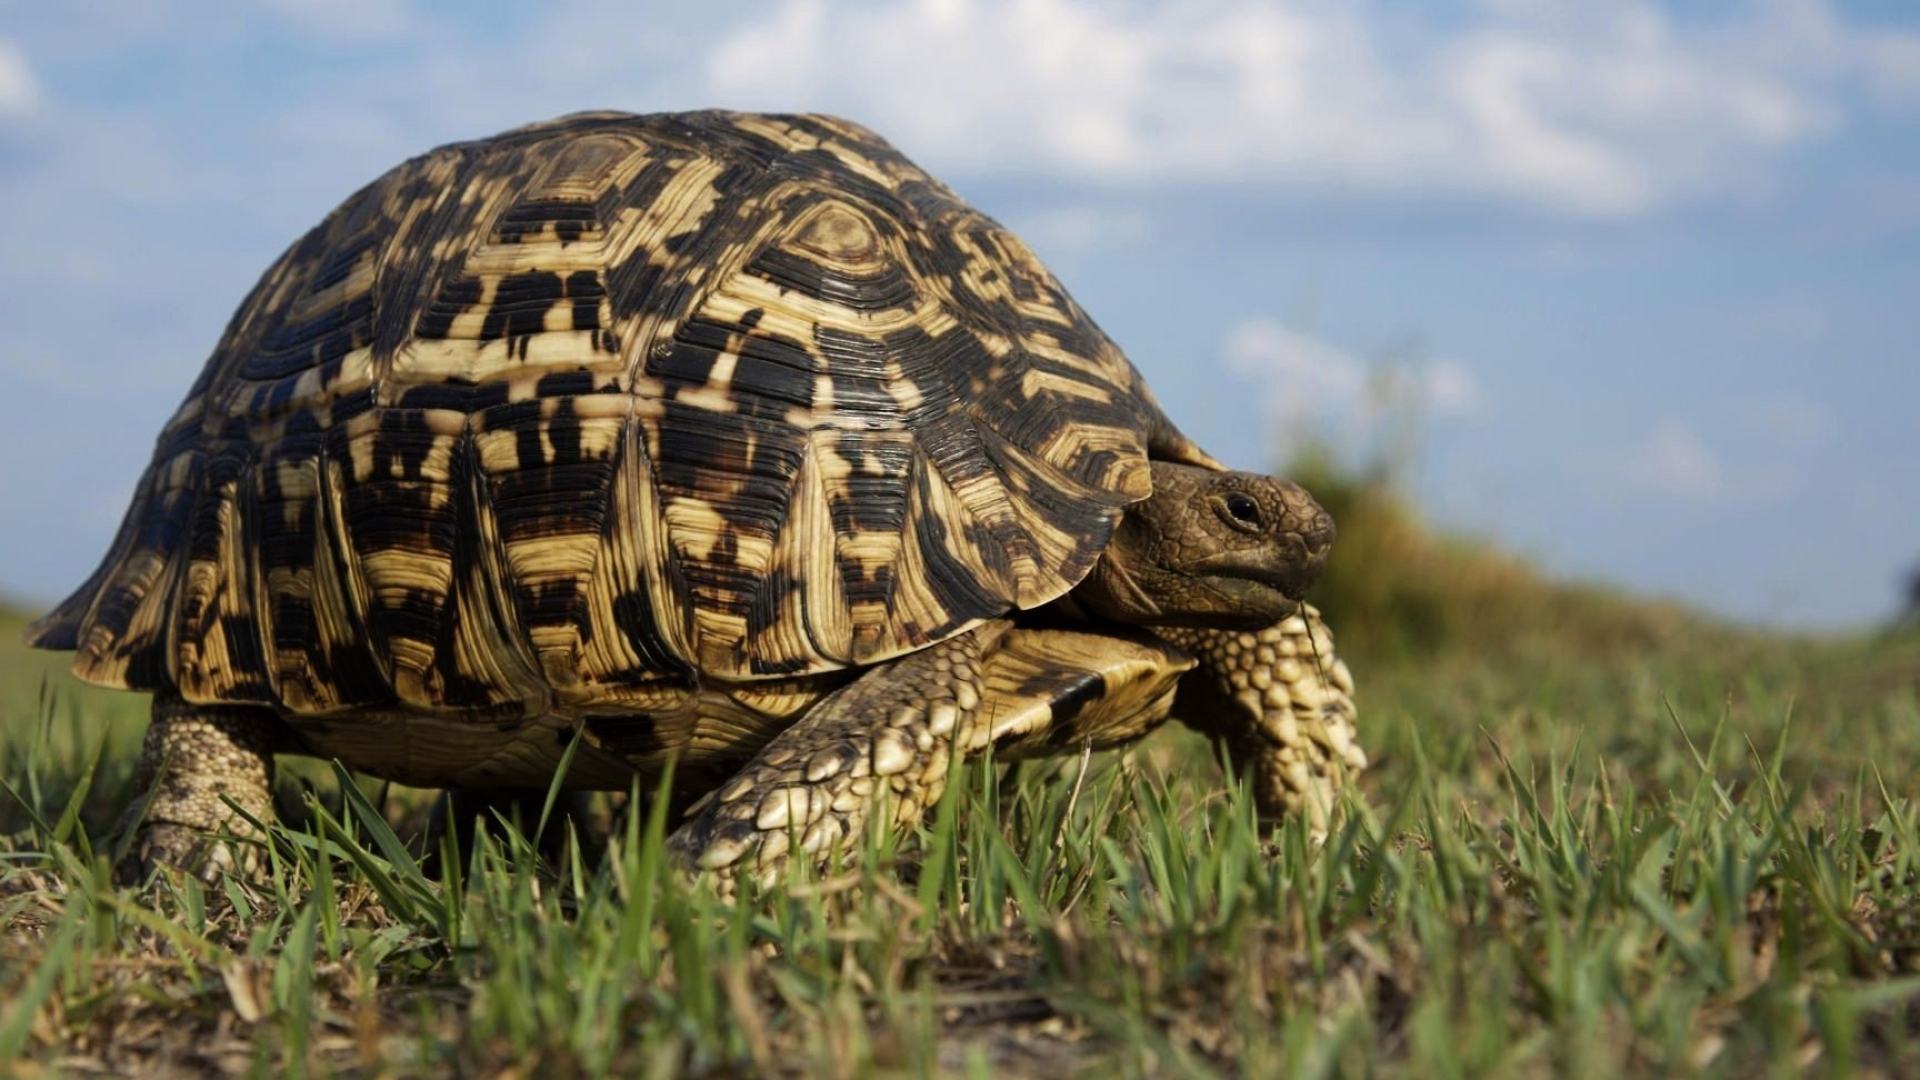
[{"x1": 0, "y1": 0, "x2": 1915, "y2": 634}]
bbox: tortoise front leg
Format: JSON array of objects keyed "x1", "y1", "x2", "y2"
[
  {"x1": 118, "y1": 697, "x2": 285, "y2": 884},
  {"x1": 668, "y1": 624, "x2": 1000, "y2": 888},
  {"x1": 1164, "y1": 605, "x2": 1365, "y2": 837}
]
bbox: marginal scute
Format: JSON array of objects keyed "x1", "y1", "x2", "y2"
[
  {"x1": 749, "y1": 436, "x2": 854, "y2": 671},
  {"x1": 172, "y1": 459, "x2": 271, "y2": 705},
  {"x1": 31, "y1": 109, "x2": 1202, "y2": 722},
  {"x1": 570, "y1": 415, "x2": 696, "y2": 704}
]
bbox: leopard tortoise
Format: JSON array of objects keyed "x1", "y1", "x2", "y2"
[{"x1": 26, "y1": 111, "x2": 1365, "y2": 886}]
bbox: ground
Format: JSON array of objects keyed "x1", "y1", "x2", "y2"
[{"x1": 3, "y1": 499, "x2": 1919, "y2": 1077}]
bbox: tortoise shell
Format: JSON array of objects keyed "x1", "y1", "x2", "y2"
[{"x1": 30, "y1": 111, "x2": 1217, "y2": 721}]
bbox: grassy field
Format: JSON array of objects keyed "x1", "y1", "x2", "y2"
[{"x1": 3, "y1": 515, "x2": 1919, "y2": 1077}]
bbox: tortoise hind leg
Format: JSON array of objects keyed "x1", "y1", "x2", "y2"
[
  {"x1": 117, "y1": 697, "x2": 286, "y2": 884},
  {"x1": 668, "y1": 625, "x2": 998, "y2": 888}
]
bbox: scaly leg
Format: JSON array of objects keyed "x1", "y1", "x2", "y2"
[
  {"x1": 668, "y1": 624, "x2": 998, "y2": 888},
  {"x1": 1163, "y1": 605, "x2": 1365, "y2": 838},
  {"x1": 118, "y1": 697, "x2": 284, "y2": 883}
]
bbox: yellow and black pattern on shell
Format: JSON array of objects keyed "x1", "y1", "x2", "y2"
[
  {"x1": 29, "y1": 111, "x2": 1216, "y2": 717},
  {"x1": 979, "y1": 626, "x2": 1196, "y2": 755}
]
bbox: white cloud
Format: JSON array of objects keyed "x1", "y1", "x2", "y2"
[
  {"x1": 1629, "y1": 403, "x2": 1833, "y2": 503},
  {"x1": 1423, "y1": 360, "x2": 1483, "y2": 416},
  {"x1": 249, "y1": 0, "x2": 410, "y2": 39},
  {"x1": 700, "y1": 0, "x2": 1908, "y2": 216},
  {"x1": 1732, "y1": 394, "x2": 1837, "y2": 448},
  {"x1": 0, "y1": 40, "x2": 40, "y2": 117},
  {"x1": 1224, "y1": 318, "x2": 1370, "y2": 422},
  {"x1": 1632, "y1": 421, "x2": 1725, "y2": 497},
  {"x1": 1008, "y1": 205, "x2": 1152, "y2": 257},
  {"x1": 1224, "y1": 316, "x2": 1479, "y2": 458},
  {"x1": 38, "y1": 0, "x2": 1897, "y2": 219},
  {"x1": 1859, "y1": 32, "x2": 1920, "y2": 101},
  {"x1": 1720, "y1": 0, "x2": 1920, "y2": 103}
]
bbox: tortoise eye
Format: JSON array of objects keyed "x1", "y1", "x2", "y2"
[{"x1": 1224, "y1": 493, "x2": 1261, "y2": 526}]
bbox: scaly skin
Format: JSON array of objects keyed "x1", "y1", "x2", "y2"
[
  {"x1": 667, "y1": 624, "x2": 997, "y2": 888},
  {"x1": 1163, "y1": 607, "x2": 1364, "y2": 839},
  {"x1": 665, "y1": 608, "x2": 1363, "y2": 886},
  {"x1": 119, "y1": 699, "x2": 284, "y2": 883}
]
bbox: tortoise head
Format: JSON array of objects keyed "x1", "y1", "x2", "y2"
[{"x1": 1073, "y1": 462, "x2": 1335, "y2": 629}]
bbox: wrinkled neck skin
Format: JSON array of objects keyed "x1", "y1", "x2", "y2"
[{"x1": 1072, "y1": 462, "x2": 1335, "y2": 630}]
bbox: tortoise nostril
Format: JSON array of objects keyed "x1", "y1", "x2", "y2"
[{"x1": 1309, "y1": 512, "x2": 1336, "y2": 554}]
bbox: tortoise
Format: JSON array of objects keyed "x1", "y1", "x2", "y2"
[{"x1": 25, "y1": 111, "x2": 1365, "y2": 885}]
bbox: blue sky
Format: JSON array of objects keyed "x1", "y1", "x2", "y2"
[{"x1": 0, "y1": 0, "x2": 1915, "y2": 629}]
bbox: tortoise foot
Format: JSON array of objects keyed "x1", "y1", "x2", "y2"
[{"x1": 117, "y1": 821, "x2": 264, "y2": 886}]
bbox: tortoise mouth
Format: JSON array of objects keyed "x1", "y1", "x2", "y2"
[
  {"x1": 1183, "y1": 573, "x2": 1304, "y2": 628},
  {"x1": 1188, "y1": 543, "x2": 1324, "y2": 603},
  {"x1": 1196, "y1": 573, "x2": 1305, "y2": 607}
]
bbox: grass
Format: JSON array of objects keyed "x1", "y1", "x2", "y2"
[{"x1": 3, "y1": 533, "x2": 1919, "y2": 1076}]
